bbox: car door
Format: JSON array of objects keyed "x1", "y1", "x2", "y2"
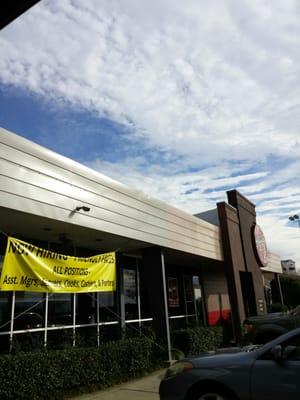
[{"x1": 250, "y1": 333, "x2": 300, "y2": 400}]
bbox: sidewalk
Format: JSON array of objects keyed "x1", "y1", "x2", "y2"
[{"x1": 72, "y1": 369, "x2": 165, "y2": 400}]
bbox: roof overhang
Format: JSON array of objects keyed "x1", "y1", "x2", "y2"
[{"x1": 1, "y1": 1, "x2": 40, "y2": 30}]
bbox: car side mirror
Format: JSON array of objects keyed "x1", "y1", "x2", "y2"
[
  {"x1": 283, "y1": 346, "x2": 296, "y2": 360},
  {"x1": 270, "y1": 345, "x2": 283, "y2": 361}
]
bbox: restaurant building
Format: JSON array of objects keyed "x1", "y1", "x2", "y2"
[{"x1": 0, "y1": 127, "x2": 282, "y2": 355}]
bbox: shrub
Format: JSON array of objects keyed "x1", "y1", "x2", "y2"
[
  {"x1": 267, "y1": 302, "x2": 288, "y2": 313},
  {"x1": 0, "y1": 337, "x2": 162, "y2": 400},
  {"x1": 172, "y1": 326, "x2": 223, "y2": 356}
]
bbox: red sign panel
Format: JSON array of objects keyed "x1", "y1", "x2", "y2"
[{"x1": 253, "y1": 224, "x2": 268, "y2": 268}]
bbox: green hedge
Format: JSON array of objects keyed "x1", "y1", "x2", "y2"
[
  {"x1": 172, "y1": 326, "x2": 223, "y2": 356},
  {"x1": 0, "y1": 337, "x2": 162, "y2": 400}
]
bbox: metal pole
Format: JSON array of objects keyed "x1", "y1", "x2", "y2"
[
  {"x1": 72, "y1": 245, "x2": 77, "y2": 347},
  {"x1": 193, "y1": 277, "x2": 199, "y2": 323},
  {"x1": 96, "y1": 292, "x2": 100, "y2": 348},
  {"x1": 44, "y1": 239, "x2": 51, "y2": 348},
  {"x1": 73, "y1": 293, "x2": 76, "y2": 347},
  {"x1": 44, "y1": 292, "x2": 49, "y2": 348},
  {"x1": 276, "y1": 274, "x2": 284, "y2": 306},
  {"x1": 182, "y1": 274, "x2": 188, "y2": 326},
  {"x1": 160, "y1": 249, "x2": 172, "y2": 364},
  {"x1": 117, "y1": 254, "x2": 126, "y2": 335},
  {"x1": 9, "y1": 291, "x2": 16, "y2": 352},
  {"x1": 136, "y1": 259, "x2": 142, "y2": 329}
]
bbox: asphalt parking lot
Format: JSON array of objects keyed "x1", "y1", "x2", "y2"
[{"x1": 72, "y1": 369, "x2": 165, "y2": 400}]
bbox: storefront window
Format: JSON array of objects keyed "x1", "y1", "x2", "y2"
[
  {"x1": 0, "y1": 239, "x2": 158, "y2": 348},
  {"x1": 77, "y1": 293, "x2": 96, "y2": 324},
  {"x1": 184, "y1": 275, "x2": 194, "y2": 314},
  {"x1": 167, "y1": 271, "x2": 205, "y2": 328},
  {"x1": 122, "y1": 256, "x2": 152, "y2": 326},
  {"x1": 48, "y1": 293, "x2": 72, "y2": 326},
  {"x1": 124, "y1": 269, "x2": 137, "y2": 305},
  {"x1": 14, "y1": 292, "x2": 44, "y2": 330},
  {"x1": 98, "y1": 291, "x2": 117, "y2": 322},
  {"x1": 184, "y1": 275, "x2": 205, "y2": 322},
  {"x1": 139, "y1": 259, "x2": 151, "y2": 319},
  {"x1": 193, "y1": 275, "x2": 204, "y2": 322},
  {"x1": 123, "y1": 256, "x2": 139, "y2": 321},
  {"x1": 168, "y1": 277, "x2": 180, "y2": 308}
]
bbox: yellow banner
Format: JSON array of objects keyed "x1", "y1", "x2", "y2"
[{"x1": 0, "y1": 237, "x2": 116, "y2": 293}]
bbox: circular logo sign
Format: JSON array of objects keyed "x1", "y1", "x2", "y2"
[{"x1": 252, "y1": 224, "x2": 268, "y2": 268}]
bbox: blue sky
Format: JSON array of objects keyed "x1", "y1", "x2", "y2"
[{"x1": 0, "y1": 0, "x2": 300, "y2": 266}]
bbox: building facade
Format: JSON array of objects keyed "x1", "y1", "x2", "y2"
[
  {"x1": 281, "y1": 259, "x2": 297, "y2": 275},
  {"x1": 0, "y1": 127, "x2": 282, "y2": 355}
]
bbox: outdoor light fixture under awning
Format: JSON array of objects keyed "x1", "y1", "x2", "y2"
[{"x1": 75, "y1": 206, "x2": 90, "y2": 212}]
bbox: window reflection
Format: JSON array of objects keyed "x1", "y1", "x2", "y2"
[
  {"x1": 139, "y1": 259, "x2": 151, "y2": 319},
  {"x1": 124, "y1": 269, "x2": 137, "y2": 305},
  {"x1": 193, "y1": 275, "x2": 204, "y2": 322},
  {"x1": 124, "y1": 267, "x2": 138, "y2": 320},
  {"x1": 184, "y1": 275, "x2": 194, "y2": 314},
  {"x1": 168, "y1": 277, "x2": 180, "y2": 308},
  {"x1": 184, "y1": 275, "x2": 204, "y2": 321},
  {"x1": 167, "y1": 272, "x2": 205, "y2": 326},
  {"x1": 123, "y1": 257, "x2": 152, "y2": 324},
  {"x1": 77, "y1": 293, "x2": 96, "y2": 324},
  {"x1": 167, "y1": 272, "x2": 184, "y2": 317},
  {"x1": 48, "y1": 293, "x2": 72, "y2": 326},
  {"x1": 14, "y1": 292, "x2": 44, "y2": 330},
  {"x1": 98, "y1": 292, "x2": 117, "y2": 322}
]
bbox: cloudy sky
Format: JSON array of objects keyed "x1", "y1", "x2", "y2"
[{"x1": 0, "y1": 0, "x2": 299, "y2": 267}]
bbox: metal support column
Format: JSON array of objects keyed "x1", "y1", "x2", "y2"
[
  {"x1": 117, "y1": 253, "x2": 125, "y2": 336},
  {"x1": 44, "y1": 293, "x2": 49, "y2": 348},
  {"x1": 136, "y1": 259, "x2": 142, "y2": 329},
  {"x1": 276, "y1": 274, "x2": 284, "y2": 306},
  {"x1": 160, "y1": 250, "x2": 172, "y2": 364},
  {"x1": 9, "y1": 291, "x2": 16, "y2": 352},
  {"x1": 96, "y1": 292, "x2": 100, "y2": 348},
  {"x1": 72, "y1": 293, "x2": 76, "y2": 347}
]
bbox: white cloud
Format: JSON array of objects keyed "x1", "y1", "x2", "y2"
[
  {"x1": 1, "y1": 0, "x2": 300, "y2": 162},
  {"x1": 1, "y1": 0, "x2": 300, "y2": 267},
  {"x1": 88, "y1": 155, "x2": 300, "y2": 267}
]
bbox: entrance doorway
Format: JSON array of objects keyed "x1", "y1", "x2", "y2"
[{"x1": 240, "y1": 271, "x2": 257, "y2": 317}]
